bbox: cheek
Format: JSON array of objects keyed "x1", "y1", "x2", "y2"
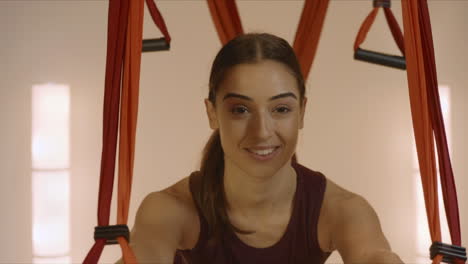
[
  {"x1": 219, "y1": 114, "x2": 248, "y2": 133},
  {"x1": 218, "y1": 120, "x2": 245, "y2": 148},
  {"x1": 277, "y1": 115, "x2": 301, "y2": 131}
]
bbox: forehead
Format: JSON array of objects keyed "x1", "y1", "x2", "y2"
[{"x1": 218, "y1": 60, "x2": 299, "y2": 101}]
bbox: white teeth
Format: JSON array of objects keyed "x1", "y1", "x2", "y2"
[{"x1": 249, "y1": 148, "x2": 276, "y2": 156}]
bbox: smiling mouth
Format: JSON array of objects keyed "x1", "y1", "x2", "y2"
[{"x1": 244, "y1": 146, "x2": 280, "y2": 160}]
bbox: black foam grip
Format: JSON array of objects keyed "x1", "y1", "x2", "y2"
[
  {"x1": 94, "y1": 224, "x2": 130, "y2": 245},
  {"x1": 354, "y1": 48, "x2": 406, "y2": 70},
  {"x1": 142, "y1": 37, "x2": 170, "y2": 52},
  {"x1": 374, "y1": 0, "x2": 391, "y2": 8},
  {"x1": 430, "y1": 241, "x2": 467, "y2": 263}
]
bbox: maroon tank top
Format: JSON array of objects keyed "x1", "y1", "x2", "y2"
[{"x1": 174, "y1": 163, "x2": 331, "y2": 264}]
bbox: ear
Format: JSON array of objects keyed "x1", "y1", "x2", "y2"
[
  {"x1": 299, "y1": 97, "x2": 307, "y2": 129},
  {"x1": 204, "y1": 98, "x2": 219, "y2": 130}
]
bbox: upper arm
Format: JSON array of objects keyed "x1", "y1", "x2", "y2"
[
  {"x1": 116, "y1": 191, "x2": 188, "y2": 263},
  {"x1": 331, "y1": 194, "x2": 401, "y2": 263}
]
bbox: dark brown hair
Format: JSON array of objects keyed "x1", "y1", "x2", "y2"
[{"x1": 191, "y1": 33, "x2": 306, "y2": 245}]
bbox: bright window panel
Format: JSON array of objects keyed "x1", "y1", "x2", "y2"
[
  {"x1": 32, "y1": 83, "x2": 70, "y2": 169},
  {"x1": 32, "y1": 170, "x2": 70, "y2": 256}
]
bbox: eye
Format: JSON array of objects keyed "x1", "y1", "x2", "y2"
[
  {"x1": 231, "y1": 105, "x2": 249, "y2": 115},
  {"x1": 275, "y1": 106, "x2": 291, "y2": 114}
]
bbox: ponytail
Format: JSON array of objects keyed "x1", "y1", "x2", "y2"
[{"x1": 192, "y1": 129, "x2": 253, "y2": 241}]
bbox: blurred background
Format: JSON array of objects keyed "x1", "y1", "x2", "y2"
[{"x1": 1, "y1": 0, "x2": 466, "y2": 263}]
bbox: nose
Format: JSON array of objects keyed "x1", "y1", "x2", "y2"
[{"x1": 248, "y1": 110, "x2": 274, "y2": 140}]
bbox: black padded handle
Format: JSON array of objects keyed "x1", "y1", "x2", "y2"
[
  {"x1": 94, "y1": 224, "x2": 130, "y2": 245},
  {"x1": 354, "y1": 48, "x2": 406, "y2": 70},
  {"x1": 142, "y1": 37, "x2": 170, "y2": 52},
  {"x1": 374, "y1": 0, "x2": 391, "y2": 8},
  {"x1": 430, "y1": 241, "x2": 467, "y2": 263}
]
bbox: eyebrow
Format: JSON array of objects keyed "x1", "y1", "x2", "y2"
[{"x1": 222, "y1": 92, "x2": 297, "y2": 102}]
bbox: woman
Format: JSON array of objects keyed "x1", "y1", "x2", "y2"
[{"x1": 117, "y1": 33, "x2": 404, "y2": 264}]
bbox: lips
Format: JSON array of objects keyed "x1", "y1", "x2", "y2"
[
  {"x1": 244, "y1": 146, "x2": 280, "y2": 161},
  {"x1": 246, "y1": 145, "x2": 280, "y2": 151},
  {"x1": 246, "y1": 147, "x2": 278, "y2": 155}
]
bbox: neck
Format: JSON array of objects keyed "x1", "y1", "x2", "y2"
[{"x1": 223, "y1": 161, "x2": 297, "y2": 218}]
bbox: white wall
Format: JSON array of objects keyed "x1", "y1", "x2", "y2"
[{"x1": 0, "y1": 1, "x2": 466, "y2": 263}]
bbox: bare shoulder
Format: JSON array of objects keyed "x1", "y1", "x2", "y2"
[
  {"x1": 323, "y1": 178, "x2": 377, "y2": 229},
  {"x1": 125, "y1": 175, "x2": 199, "y2": 263},
  {"x1": 329, "y1": 178, "x2": 379, "y2": 217},
  {"x1": 113, "y1": 177, "x2": 198, "y2": 263},
  {"x1": 322, "y1": 178, "x2": 393, "y2": 259},
  {"x1": 163, "y1": 175, "x2": 196, "y2": 205},
  {"x1": 137, "y1": 178, "x2": 194, "y2": 227},
  {"x1": 323, "y1": 178, "x2": 358, "y2": 204},
  {"x1": 318, "y1": 177, "x2": 359, "y2": 252},
  {"x1": 132, "y1": 180, "x2": 194, "y2": 244},
  {"x1": 319, "y1": 178, "x2": 371, "y2": 247},
  {"x1": 161, "y1": 175, "x2": 200, "y2": 249}
]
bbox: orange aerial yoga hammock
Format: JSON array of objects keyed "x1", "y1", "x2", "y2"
[
  {"x1": 208, "y1": 0, "x2": 465, "y2": 263},
  {"x1": 82, "y1": 0, "x2": 170, "y2": 263},
  {"x1": 401, "y1": 0, "x2": 465, "y2": 262},
  {"x1": 353, "y1": 0, "x2": 465, "y2": 262}
]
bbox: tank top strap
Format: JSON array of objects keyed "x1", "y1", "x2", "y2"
[{"x1": 292, "y1": 162, "x2": 329, "y2": 259}]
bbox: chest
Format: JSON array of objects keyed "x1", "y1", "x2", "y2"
[
  {"x1": 232, "y1": 211, "x2": 291, "y2": 248},
  {"x1": 230, "y1": 202, "x2": 332, "y2": 252},
  {"x1": 181, "y1": 179, "x2": 334, "y2": 253}
]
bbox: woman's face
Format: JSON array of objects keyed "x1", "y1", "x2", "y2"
[{"x1": 205, "y1": 60, "x2": 307, "y2": 176}]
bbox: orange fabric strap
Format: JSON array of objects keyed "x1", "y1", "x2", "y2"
[
  {"x1": 84, "y1": 0, "x2": 170, "y2": 263},
  {"x1": 403, "y1": 1, "x2": 443, "y2": 255},
  {"x1": 146, "y1": 0, "x2": 171, "y2": 44},
  {"x1": 293, "y1": 0, "x2": 330, "y2": 80},
  {"x1": 402, "y1": 0, "x2": 465, "y2": 264},
  {"x1": 402, "y1": 0, "x2": 464, "y2": 263},
  {"x1": 418, "y1": 1, "x2": 462, "y2": 251},
  {"x1": 114, "y1": 0, "x2": 145, "y2": 262},
  {"x1": 206, "y1": 0, "x2": 330, "y2": 81},
  {"x1": 354, "y1": 7, "x2": 405, "y2": 55},
  {"x1": 206, "y1": 0, "x2": 244, "y2": 45},
  {"x1": 83, "y1": 0, "x2": 130, "y2": 262},
  {"x1": 354, "y1": 1, "x2": 464, "y2": 262}
]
